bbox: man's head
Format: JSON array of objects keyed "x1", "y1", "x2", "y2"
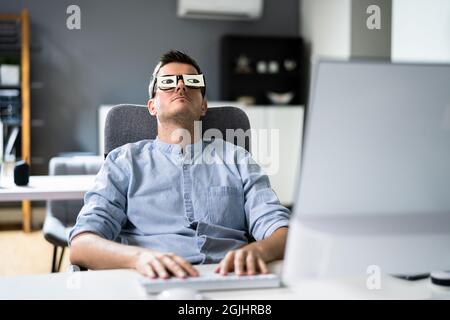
[{"x1": 148, "y1": 50, "x2": 207, "y2": 126}]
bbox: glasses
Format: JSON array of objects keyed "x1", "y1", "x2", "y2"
[{"x1": 156, "y1": 74, "x2": 205, "y2": 92}]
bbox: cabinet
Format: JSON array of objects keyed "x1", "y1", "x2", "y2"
[
  {"x1": 220, "y1": 35, "x2": 306, "y2": 106},
  {"x1": 244, "y1": 106, "x2": 304, "y2": 206},
  {"x1": 208, "y1": 102, "x2": 304, "y2": 206},
  {"x1": 0, "y1": 9, "x2": 31, "y2": 232}
]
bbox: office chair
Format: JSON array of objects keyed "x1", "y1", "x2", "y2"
[
  {"x1": 43, "y1": 156, "x2": 103, "y2": 272},
  {"x1": 104, "y1": 104, "x2": 251, "y2": 157},
  {"x1": 69, "y1": 103, "x2": 251, "y2": 272}
]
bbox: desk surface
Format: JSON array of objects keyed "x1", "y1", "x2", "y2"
[
  {"x1": 0, "y1": 262, "x2": 439, "y2": 300},
  {"x1": 0, "y1": 175, "x2": 96, "y2": 201}
]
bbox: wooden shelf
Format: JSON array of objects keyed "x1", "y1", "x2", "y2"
[
  {"x1": 0, "y1": 9, "x2": 31, "y2": 232},
  {"x1": 0, "y1": 14, "x2": 20, "y2": 20},
  {"x1": 0, "y1": 85, "x2": 20, "y2": 89}
]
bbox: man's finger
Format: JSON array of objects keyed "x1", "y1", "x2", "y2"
[
  {"x1": 257, "y1": 258, "x2": 269, "y2": 274},
  {"x1": 136, "y1": 264, "x2": 156, "y2": 279},
  {"x1": 221, "y1": 251, "x2": 235, "y2": 275},
  {"x1": 150, "y1": 257, "x2": 170, "y2": 279},
  {"x1": 234, "y1": 250, "x2": 246, "y2": 276},
  {"x1": 215, "y1": 260, "x2": 226, "y2": 274},
  {"x1": 246, "y1": 252, "x2": 256, "y2": 275},
  {"x1": 161, "y1": 255, "x2": 187, "y2": 278},
  {"x1": 172, "y1": 255, "x2": 199, "y2": 277}
]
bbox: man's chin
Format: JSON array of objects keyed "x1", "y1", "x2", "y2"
[
  {"x1": 161, "y1": 108, "x2": 201, "y2": 124},
  {"x1": 170, "y1": 101, "x2": 191, "y2": 114}
]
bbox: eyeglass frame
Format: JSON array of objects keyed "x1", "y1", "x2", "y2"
[{"x1": 150, "y1": 73, "x2": 206, "y2": 98}]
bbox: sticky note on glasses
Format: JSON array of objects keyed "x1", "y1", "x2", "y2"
[{"x1": 157, "y1": 74, "x2": 205, "y2": 89}]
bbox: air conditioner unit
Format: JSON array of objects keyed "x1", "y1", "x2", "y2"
[{"x1": 177, "y1": 0, "x2": 263, "y2": 20}]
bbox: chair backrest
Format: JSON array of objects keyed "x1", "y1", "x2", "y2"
[
  {"x1": 104, "y1": 104, "x2": 251, "y2": 157},
  {"x1": 47, "y1": 156, "x2": 103, "y2": 226}
]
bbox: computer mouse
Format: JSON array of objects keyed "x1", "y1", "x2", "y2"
[{"x1": 156, "y1": 287, "x2": 205, "y2": 300}]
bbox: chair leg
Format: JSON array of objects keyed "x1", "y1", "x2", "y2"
[
  {"x1": 51, "y1": 246, "x2": 58, "y2": 273},
  {"x1": 57, "y1": 247, "x2": 65, "y2": 272}
]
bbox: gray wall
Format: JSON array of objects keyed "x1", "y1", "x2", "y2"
[
  {"x1": 0, "y1": 0, "x2": 300, "y2": 174},
  {"x1": 351, "y1": 0, "x2": 391, "y2": 59}
]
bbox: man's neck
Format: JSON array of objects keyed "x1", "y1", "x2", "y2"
[{"x1": 157, "y1": 122, "x2": 201, "y2": 149}]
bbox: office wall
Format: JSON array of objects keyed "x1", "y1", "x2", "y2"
[
  {"x1": 300, "y1": 0, "x2": 391, "y2": 59},
  {"x1": 0, "y1": 0, "x2": 299, "y2": 174},
  {"x1": 392, "y1": 0, "x2": 450, "y2": 63},
  {"x1": 300, "y1": 0, "x2": 352, "y2": 59},
  {"x1": 351, "y1": 0, "x2": 391, "y2": 59}
]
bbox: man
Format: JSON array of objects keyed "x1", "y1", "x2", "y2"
[{"x1": 69, "y1": 50, "x2": 290, "y2": 279}]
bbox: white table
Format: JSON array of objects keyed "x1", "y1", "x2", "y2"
[
  {"x1": 0, "y1": 175, "x2": 96, "y2": 201},
  {"x1": 0, "y1": 261, "x2": 440, "y2": 300}
]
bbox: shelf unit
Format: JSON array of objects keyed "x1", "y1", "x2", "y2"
[
  {"x1": 220, "y1": 35, "x2": 306, "y2": 105},
  {"x1": 0, "y1": 9, "x2": 31, "y2": 232}
]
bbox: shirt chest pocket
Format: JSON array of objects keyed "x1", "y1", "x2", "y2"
[{"x1": 205, "y1": 186, "x2": 246, "y2": 230}]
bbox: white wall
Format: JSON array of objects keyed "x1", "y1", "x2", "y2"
[
  {"x1": 392, "y1": 0, "x2": 450, "y2": 63},
  {"x1": 300, "y1": 0, "x2": 352, "y2": 59},
  {"x1": 301, "y1": 0, "x2": 450, "y2": 63}
]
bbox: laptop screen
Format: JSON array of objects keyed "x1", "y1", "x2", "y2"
[{"x1": 296, "y1": 60, "x2": 450, "y2": 216}]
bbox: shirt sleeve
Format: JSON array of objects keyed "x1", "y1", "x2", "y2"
[
  {"x1": 236, "y1": 148, "x2": 291, "y2": 241},
  {"x1": 68, "y1": 149, "x2": 129, "y2": 245}
]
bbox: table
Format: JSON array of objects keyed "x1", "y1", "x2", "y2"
[
  {"x1": 0, "y1": 175, "x2": 96, "y2": 230},
  {"x1": 0, "y1": 261, "x2": 439, "y2": 300},
  {"x1": 0, "y1": 175, "x2": 96, "y2": 201}
]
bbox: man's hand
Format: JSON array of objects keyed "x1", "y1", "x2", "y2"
[
  {"x1": 135, "y1": 250, "x2": 199, "y2": 279},
  {"x1": 214, "y1": 227, "x2": 288, "y2": 276},
  {"x1": 214, "y1": 244, "x2": 269, "y2": 276}
]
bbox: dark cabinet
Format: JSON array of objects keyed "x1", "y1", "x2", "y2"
[{"x1": 220, "y1": 35, "x2": 306, "y2": 105}]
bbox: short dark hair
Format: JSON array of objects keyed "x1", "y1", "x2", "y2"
[{"x1": 149, "y1": 50, "x2": 206, "y2": 98}]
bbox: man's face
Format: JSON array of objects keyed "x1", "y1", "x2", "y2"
[{"x1": 147, "y1": 62, "x2": 207, "y2": 124}]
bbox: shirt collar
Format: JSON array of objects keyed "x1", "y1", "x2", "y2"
[{"x1": 154, "y1": 136, "x2": 207, "y2": 156}]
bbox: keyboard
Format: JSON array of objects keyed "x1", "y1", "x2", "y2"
[{"x1": 139, "y1": 273, "x2": 281, "y2": 294}]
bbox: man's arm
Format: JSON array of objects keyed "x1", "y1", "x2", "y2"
[
  {"x1": 70, "y1": 232, "x2": 198, "y2": 279},
  {"x1": 215, "y1": 227, "x2": 288, "y2": 275}
]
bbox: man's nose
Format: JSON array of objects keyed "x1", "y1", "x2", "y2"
[{"x1": 175, "y1": 79, "x2": 186, "y2": 93}]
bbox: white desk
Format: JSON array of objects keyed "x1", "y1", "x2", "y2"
[
  {"x1": 0, "y1": 261, "x2": 439, "y2": 300},
  {"x1": 0, "y1": 175, "x2": 96, "y2": 201}
]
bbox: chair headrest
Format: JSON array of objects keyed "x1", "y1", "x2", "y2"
[{"x1": 104, "y1": 104, "x2": 251, "y2": 157}]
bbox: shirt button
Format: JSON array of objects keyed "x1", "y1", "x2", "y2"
[{"x1": 183, "y1": 164, "x2": 188, "y2": 170}]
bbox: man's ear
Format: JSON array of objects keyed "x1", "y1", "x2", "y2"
[
  {"x1": 200, "y1": 99, "x2": 208, "y2": 116},
  {"x1": 147, "y1": 99, "x2": 157, "y2": 116}
]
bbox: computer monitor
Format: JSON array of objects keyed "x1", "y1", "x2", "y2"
[{"x1": 283, "y1": 60, "x2": 450, "y2": 284}]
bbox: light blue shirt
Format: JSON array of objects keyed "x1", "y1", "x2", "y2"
[{"x1": 69, "y1": 137, "x2": 290, "y2": 264}]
